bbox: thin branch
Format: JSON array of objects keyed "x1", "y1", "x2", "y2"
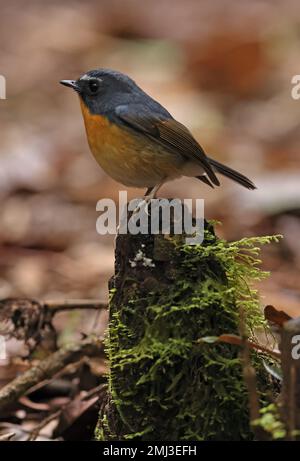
[
  {"x1": 280, "y1": 317, "x2": 300, "y2": 440},
  {"x1": 0, "y1": 299, "x2": 108, "y2": 345},
  {"x1": 0, "y1": 336, "x2": 104, "y2": 413},
  {"x1": 238, "y1": 308, "x2": 266, "y2": 440},
  {"x1": 28, "y1": 408, "x2": 62, "y2": 441},
  {"x1": 0, "y1": 432, "x2": 15, "y2": 441},
  {"x1": 28, "y1": 384, "x2": 107, "y2": 441},
  {"x1": 43, "y1": 299, "x2": 108, "y2": 314},
  {"x1": 218, "y1": 334, "x2": 281, "y2": 359}
]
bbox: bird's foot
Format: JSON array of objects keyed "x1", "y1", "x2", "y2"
[{"x1": 132, "y1": 196, "x2": 152, "y2": 216}]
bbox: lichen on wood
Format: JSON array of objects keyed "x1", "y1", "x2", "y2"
[{"x1": 96, "y1": 210, "x2": 279, "y2": 441}]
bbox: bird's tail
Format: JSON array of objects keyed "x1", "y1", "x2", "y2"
[{"x1": 208, "y1": 158, "x2": 256, "y2": 190}]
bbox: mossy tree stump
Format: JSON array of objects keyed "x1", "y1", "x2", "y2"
[{"x1": 96, "y1": 205, "x2": 273, "y2": 441}]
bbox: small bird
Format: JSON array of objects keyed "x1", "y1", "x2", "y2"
[{"x1": 60, "y1": 69, "x2": 256, "y2": 199}]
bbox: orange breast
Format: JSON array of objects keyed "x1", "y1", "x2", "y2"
[
  {"x1": 79, "y1": 99, "x2": 115, "y2": 147},
  {"x1": 79, "y1": 99, "x2": 137, "y2": 155},
  {"x1": 79, "y1": 99, "x2": 184, "y2": 187}
]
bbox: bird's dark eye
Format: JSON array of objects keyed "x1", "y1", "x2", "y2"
[{"x1": 88, "y1": 79, "x2": 100, "y2": 94}]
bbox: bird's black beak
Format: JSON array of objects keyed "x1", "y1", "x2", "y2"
[{"x1": 60, "y1": 80, "x2": 79, "y2": 91}]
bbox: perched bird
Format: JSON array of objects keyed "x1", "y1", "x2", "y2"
[{"x1": 60, "y1": 69, "x2": 256, "y2": 198}]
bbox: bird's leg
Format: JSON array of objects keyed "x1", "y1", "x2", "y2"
[
  {"x1": 145, "y1": 183, "x2": 163, "y2": 200},
  {"x1": 145, "y1": 186, "x2": 154, "y2": 197},
  {"x1": 115, "y1": 184, "x2": 164, "y2": 247},
  {"x1": 133, "y1": 183, "x2": 164, "y2": 215}
]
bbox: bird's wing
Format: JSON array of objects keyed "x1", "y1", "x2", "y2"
[{"x1": 115, "y1": 104, "x2": 220, "y2": 186}]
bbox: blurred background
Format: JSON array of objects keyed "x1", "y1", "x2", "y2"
[{"x1": 0, "y1": 0, "x2": 300, "y2": 322}]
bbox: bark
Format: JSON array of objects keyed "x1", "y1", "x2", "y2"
[{"x1": 96, "y1": 204, "x2": 272, "y2": 441}]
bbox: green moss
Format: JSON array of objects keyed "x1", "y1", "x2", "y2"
[
  {"x1": 99, "y1": 224, "x2": 281, "y2": 441},
  {"x1": 253, "y1": 404, "x2": 286, "y2": 440}
]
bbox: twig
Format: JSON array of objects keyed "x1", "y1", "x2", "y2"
[
  {"x1": 288, "y1": 366, "x2": 296, "y2": 440},
  {"x1": 238, "y1": 308, "x2": 265, "y2": 439},
  {"x1": 280, "y1": 317, "x2": 300, "y2": 440},
  {"x1": 0, "y1": 299, "x2": 107, "y2": 348},
  {"x1": 0, "y1": 432, "x2": 15, "y2": 441},
  {"x1": 22, "y1": 356, "x2": 88, "y2": 396},
  {"x1": 0, "y1": 336, "x2": 104, "y2": 413},
  {"x1": 216, "y1": 334, "x2": 281, "y2": 359},
  {"x1": 43, "y1": 299, "x2": 108, "y2": 314},
  {"x1": 28, "y1": 384, "x2": 107, "y2": 441},
  {"x1": 28, "y1": 409, "x2": 62, "y2": 441}
]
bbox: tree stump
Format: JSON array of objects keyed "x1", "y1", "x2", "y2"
[{"x1": 96, "y1": 203, "x2": 272, "y2": 441}]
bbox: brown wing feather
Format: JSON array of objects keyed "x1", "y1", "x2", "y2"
[
  {"x1": 115, "y1": 105, "x2": 220, "y2": 186},
  {"x1": 157, "y1": 119, "x2": 220, "y2": 186}
]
